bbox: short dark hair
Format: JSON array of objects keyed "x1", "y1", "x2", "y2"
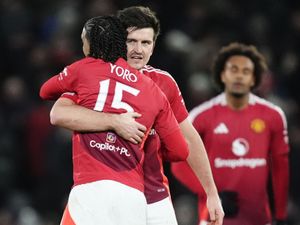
[
  {"x1": 84, "y1": 15, "x2": 127, "y2": 63},
  {"x1": 117, "y1": 6, "x2": 160, "y2": 41},
  {"x1": 212, "y1": 42, "x2": 268, "y2": 91}
]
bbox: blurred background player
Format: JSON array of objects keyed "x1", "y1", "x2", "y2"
[
  {"x1": 40, "y1": 15, "x2": 190, "y2": 225},
  {"x1": 48, "y1": 6, "x2": 224, "y2": 225},
  {"x1": 172, "y1": 42, "x2": 289, "y2": 225}
]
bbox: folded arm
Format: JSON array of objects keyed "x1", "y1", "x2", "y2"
[{"x1": 50, "y1": 97, "x2": 146, "y2": 144}]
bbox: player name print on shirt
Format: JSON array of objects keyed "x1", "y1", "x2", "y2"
[
  {"x1": 213, "y1": 122, "x2": 229, "y2": 134},
  {"x1": 110, "y1": 63, "x2": 138, "y2": 82}
]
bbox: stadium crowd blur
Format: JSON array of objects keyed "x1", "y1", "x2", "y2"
[{"x1": 1, "y1": 0, "x2": 300, "y2": 224}]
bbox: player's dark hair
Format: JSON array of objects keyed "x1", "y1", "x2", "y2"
[
  {"x1": 84, "y1": 15, "x2": 127, "y2": 63},
  {"x1": 212, "y1": 42, "x2": 268, "y2": 91},
  {"x1": 117, "y1": 6, "x2": 160, "y2": 41}
]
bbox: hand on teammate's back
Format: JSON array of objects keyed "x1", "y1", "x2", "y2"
[{"x1": 113, "y1": 112, "x2": 146, "y2": 144}]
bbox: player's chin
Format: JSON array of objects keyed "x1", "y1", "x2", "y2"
[
  {"x1": 229, "y1": 90, "x2": 246, "y2": 98},
  {"x1": 128, "y1": 60, "x2": 144, "y2": 70}
]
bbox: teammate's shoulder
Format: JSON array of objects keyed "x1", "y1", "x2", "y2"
[
  {"x1": 189, "y1": 94, "x2": 224, "y2": 119},
  {"x1": 142, "y1": 65, "x2": 170, "y2": 74},
  {"x1": 115, "y1": 57, "x2": 130, "y2": 67},
  {"x1": 141, "y1": 65, "x2": 174, "y2": 79}
]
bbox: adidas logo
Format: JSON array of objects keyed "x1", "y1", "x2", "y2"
[{"x1": 214, "y1": 123, "x2": 229, "y2": 134}]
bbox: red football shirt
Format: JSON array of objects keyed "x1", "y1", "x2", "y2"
[
  {"x1": 172, "y1": 93, "x2": 289, "y2": 225},
  {"x1": 40, "y1": 57, "x2": 189, "y2": 192},
  {"x1": 140, "y1": 65, "x2": 189, "y2": 203}
]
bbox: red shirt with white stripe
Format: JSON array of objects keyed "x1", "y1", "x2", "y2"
[
  {"x1": 40, "y1": 57, "x2": 189, "y2": 192},
  {"x1": 140, "y1": 65, "x2": 189, "y2": 203},
  {"x1": 172, "y1": 93, "x2": 289, "y2": 225}
]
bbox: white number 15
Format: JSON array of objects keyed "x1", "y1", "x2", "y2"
[{"x1": 94, "y1": 79, "x2": 140, "y2": 112}]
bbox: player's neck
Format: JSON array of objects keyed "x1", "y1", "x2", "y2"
[{"x1": 225, "y1": 92, "x2": 249, "y2": 110}]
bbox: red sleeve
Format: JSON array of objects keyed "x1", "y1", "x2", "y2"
[
  {"x1": 271, "y1": 152, "x2": 289, "y2": 220},
  {"x1": 159, "y1": 72, "x2": 188, "y2": 123},
  {"x1": 171, "y1": 161, "x2": 204, "y2": 194},
  {"x1": 269, "y1": 108, "x2": 290, "y2": 220},
  {"x1": 270, "y1": 108, "x2": 289, "y2": 155},
  {"x1": 39, "y1": 75, "x2": 65, "y2": 100},
  {"x1": 160, "y1": 129, "x2": 189, "y2": 161},
  {"x1": 153, "y1": 89, "x2": 189, "y2": 162},
  {"x1": 39, "y1": 64, "x2": 78, "y2": 100},
  {"x1": 167, "y1": 77, "x2": 189, "y2": 123}
]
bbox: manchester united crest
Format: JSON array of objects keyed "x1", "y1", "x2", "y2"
[{"x1": 250, "y1": 119, "x2": 265, "y2": 133}]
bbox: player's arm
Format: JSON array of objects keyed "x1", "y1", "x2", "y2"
[
  {"x1": 271, "y1": 151, "x2": 289, "y2": 222},
  {"x1": 158, "y1": 129, "x2": 189, "y2": 161},
  {"x1": 40, "y1": 64, "x2": 77, "y2": 100},
  {"x1": 178, "y1": 118, "x2": 224, "y2": 224},
  {"x1": 50, "y1": 96, "x2": 146, "y2": 144},
  {"x1": 40, "y1": 75, "x2": 66, "y2": 100},
  {"x1": 270, "y1": 110, "x2": 290, "y2": 222},
  {"x1": 171, "y1": 160, "x2": 203, "y2": 193},
  {"x1": 164, "y1": 74, "x2": 223, "y2": 223},
  {"x1": 154, "y1": 96, "x2": 189, "y2": 161}
]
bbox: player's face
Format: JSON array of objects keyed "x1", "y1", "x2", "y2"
[
  {"x1": 81, "y1": 28, "x2": 90, "y2": 57},
  {"x1": 221, "y1": 55, "x2": 255, "y2": 97},
  {"x1": 126, "y1": 27, "x2": 155, "y2": 70}
]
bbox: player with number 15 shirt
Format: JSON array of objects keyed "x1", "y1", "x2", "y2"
[{"x1": 40, "y1": 56, "x2": 189, "y2": 193}]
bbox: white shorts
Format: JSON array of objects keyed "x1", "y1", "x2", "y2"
[
  {"x1": 147, "y1": 197, "x2": 178, "y2": 225},
  {"x1": 61, "y1": 180, "x2": 147, "y2": 225}
]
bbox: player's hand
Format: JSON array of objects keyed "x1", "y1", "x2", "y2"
[
  {"x1": 206, "y1": 192, "x2": 224, "y2": 225},
  {"x1": 113, "y1": 112, "x2": 146, "y2": 144}
]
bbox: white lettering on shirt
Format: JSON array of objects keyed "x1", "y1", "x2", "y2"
[
  {"x1": 90, "y1": 140, "x2": 131, "y2": 157},
  {"x1": 214, "y1": 157, "x2": 266, "y2": 169},
  {"x1": 110, "y1": 63, "x2": 138, "y2": 82}
]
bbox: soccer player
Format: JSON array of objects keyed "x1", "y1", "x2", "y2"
[
  {"x1": 40, "y1": 15, "x2": 190, "y2": 225},
  {"x1": 48, "y1": 6, "x2": 224, "y2": 225},
  {"x1": 171, "y1": 42, "x2": 290, "y2": 225}
]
